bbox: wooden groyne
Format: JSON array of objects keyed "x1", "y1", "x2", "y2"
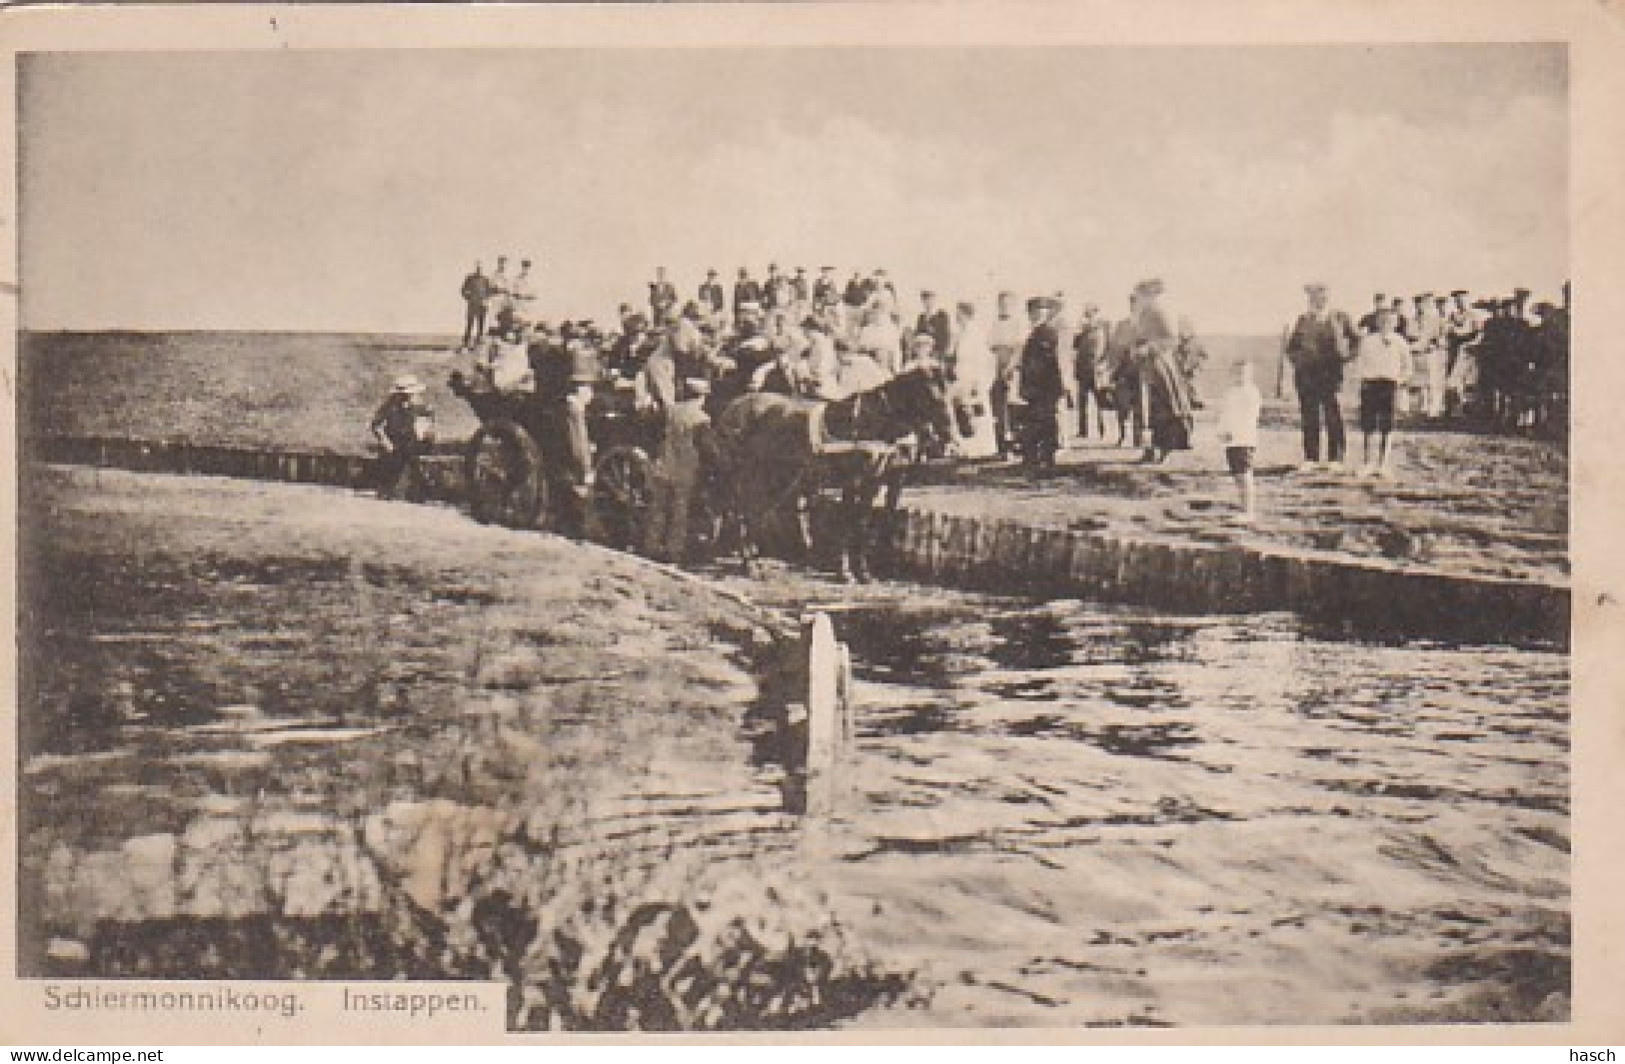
[
  {"x1": 26, "y1": 435, "x2": 466, "y2": 500},
  {"x1": 28, "y1": 434, "x2": 1569, "y2": 648},
  {"x1": 877, "y1": 507, "x2": 1568, "y2": 648}
]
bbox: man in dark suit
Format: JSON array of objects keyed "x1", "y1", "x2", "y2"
[
  {"x1": 813, "y1": 267, "x2": 838, "y2": 314},
  {"x1": 459, "y1": 262, "x2": 491, "y2": 350},
  {"x1": 763, "y1": 263, "x2": 789, "y2": 312},
  {"x1": 648, "y1": 266, "x2": 679, "y2": 324},
  {"x1": 913, "y1": 290, "x2": 953, "y2": 368},
  {"x1": 698, "y1": 269, "x2": 726, "y2": 321},
  {"x1": 1072, "y1": 303, "x2": 1112, "y2": 439},
  {"x1": 733, "y1": 267, "x2": 762, "y2": 319},
  {"x1": 1019, "y1": 296, "x2": 1066, "y2": 469},
  {"x1": 841, "y1": 272, "x2": 867, "y2": 330},
  {"x1": 1357, "y1": 292, "x2": 1387, "y2": 335},
  {"x1": 1284, "y1": 282, "x2": 1358, "y2": 471}
]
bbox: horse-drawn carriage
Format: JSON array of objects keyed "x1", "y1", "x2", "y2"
[
  {"x1": 448, "y1": 328, "x2": 958, "y2": 580},
  {"x1": 447, "y1": 340, "x2": 658, "y2": 549}
]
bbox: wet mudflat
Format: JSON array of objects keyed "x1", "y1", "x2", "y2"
[
  {"x1": 907, "y1": 424, "x2": 1568, "y2": 587},
  {"x1": 21, "y1": 465, "x2": 1568, "y2": 1028}
]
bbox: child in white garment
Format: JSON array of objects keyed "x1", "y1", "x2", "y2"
[
  {"x1": 1355, "y1": 307, "x2": 1409, "y2": 478},
  {"x1": 1216, "y1": 356, "x2": 1263, "y2": 522}
]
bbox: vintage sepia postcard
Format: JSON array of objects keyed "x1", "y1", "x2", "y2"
[{"x1": 3, "y1": 0, "x2": 1623, "y2": 1048}]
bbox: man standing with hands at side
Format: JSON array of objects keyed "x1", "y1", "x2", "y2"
[
  {"x1": 489, "y1": 256, "x2": 513, "y2": 333},
  {"x1": 986, "y1": 290, "x2": 1028, "y2": 460},
  {"x1": 698, "y1": 269, "x2": 726, "y2": 324},
  {"x1": 459, "y1": 262, "x2": 490, "y2": 351},
  {"x1": 1284, "y1": 282, "x2": 1357, "y2": 473},
  {"x1": 649, "y1": 266, "x2": 679, "y2": 325},
  {"x1": 1018, "y1": 295, "x2": 1067, "y2": 470}
]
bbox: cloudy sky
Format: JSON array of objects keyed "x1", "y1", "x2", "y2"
[{"x1": 20, "y1": 44, "x2": 1566, "y2": 334}]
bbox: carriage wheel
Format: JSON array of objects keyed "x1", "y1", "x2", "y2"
[
  {"x1": 590, "y1": 445, "x2": 654, "y2": 549},
  {"x1": 464, "y1": 419, "x2": 548, "y2": 529}
]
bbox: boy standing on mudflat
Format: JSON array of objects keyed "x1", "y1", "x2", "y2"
[
  {"x1": 1216, "y1": 356, "x2": 1262, "y2": 522},
  {"x1": 1355, "y1": 306, "x2": 1409, "y2": 478}
]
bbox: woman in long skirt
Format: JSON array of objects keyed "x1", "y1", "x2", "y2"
[
  {"x1": 1131, "y1": 279, "x2": 1196, "y2": 463},
  {"x1": 1138, "y1": 339, "x2": 1194, "y2": 460}
]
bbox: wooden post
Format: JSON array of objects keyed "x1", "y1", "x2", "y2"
[{"x1": 802, "y1": 611, "x2": 848, "y2": 819}]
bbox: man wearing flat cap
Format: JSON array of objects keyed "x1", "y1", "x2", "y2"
[
  {"x1": 1018, "y1": 295, "x2": 1066, "y2": 469},
  {"x1": 1284, "y1": 282, "x2": 1358, "y2": 471}
]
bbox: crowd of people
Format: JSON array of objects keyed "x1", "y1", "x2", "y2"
[
  {"x1": 398, "y1": 258, "x2": 1570, "y2": 542},
  {"x1": 625, "y1": 270, "x2": 1205, "y2": 468},
  {"x1": 583, "y1": 264, "x2": 1205, "y2": 465},
  {"x1": 1283, "y1": 281, "x2": 1570, "y2": 480},
  {"x1": 456, "y1": 258, "x2": 1211, "y2": 461}
]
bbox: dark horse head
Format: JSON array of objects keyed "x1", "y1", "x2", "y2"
[{"x1": 836, "y1": 361, "x2": 957, "y2": 450}]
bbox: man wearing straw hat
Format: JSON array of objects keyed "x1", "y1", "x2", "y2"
[{"x1": 370, "y1": 374, "x2": 436, "y2": 502}]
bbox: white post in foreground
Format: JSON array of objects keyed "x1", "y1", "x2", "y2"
[{"x1": 802, "y1": 611, "x2": 853, "y2": 818}]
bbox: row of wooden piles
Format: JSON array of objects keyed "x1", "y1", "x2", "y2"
[{"x1": 878, "y1": 507, "x2": 1568, "y2": 648}]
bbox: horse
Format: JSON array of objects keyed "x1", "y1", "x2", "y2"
[{"x1": 712, "y1": 363, "x2": 957, "y2": 582}]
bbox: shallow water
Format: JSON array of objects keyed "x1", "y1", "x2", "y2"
[{"x1": 797, "y1": 591, "x2": 1569, "y2": 1026}]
